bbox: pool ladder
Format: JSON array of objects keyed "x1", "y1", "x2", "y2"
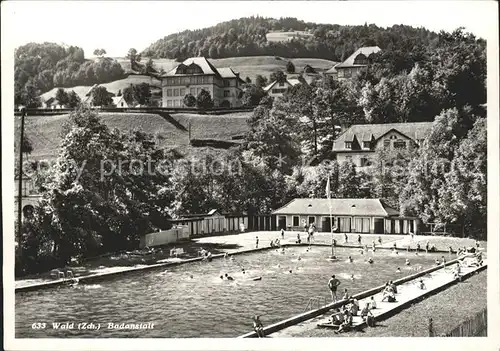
[{"x1": 304, "y1": 296, "x2": 327, "y2": 312}]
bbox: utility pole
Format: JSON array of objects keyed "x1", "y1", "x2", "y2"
[{"x1": 17, "y1": 107, "x2": 26, "y2": 243}]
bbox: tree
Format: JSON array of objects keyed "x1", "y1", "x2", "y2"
[
  {"x1": 55, "y1": 88, "x2": 69, "y2": 106},
  {"x1": 245, "y1": 77, "x2": 252, "y2": 84},
  {"x1": 33, "y1": 107, "x2": 174, "y2": 264},
  {"x1": 439, "y1": 118, "x2": 486, "y2": 239},
  {"x1": 400, "y1": 108, "x2": 474, "y2": 225},
  {"x1": 270, "y1": 70, "x2": 287, "y2": 84},
  {"x1": 127, "y1": 48, "x2": 142, "y2": 70},
  {"x1": 133, "y1": 83, "x2": 152, "y2": 106},
  {"x1": 144, "y1": 58, "x2": 155, "y2": 74},
  {"x1": 91, "y1": 86, "x2": 113, "y2": 107},
  {"x1": 22, "y1": 81, "x2": 41, "y2": 108},
  {"x1": 122, "y1": 85, "x2": 135, "y2": 105},
  {"x1": 183, "y1": 94, "x2": 196, "y2": 107},
  {"x1": 286, "y1": 61, "x2": 295, "y2": 74},
  {"x1": 68, "y1": 90, "x2": 81, "y2": 108},
  {"x1": 196, "y1": 89, "x2": 214, "y2": 109},
  {"x1": 93, "y1": 49, "x2": 106, "y2": 57},
  {"x1": 255, "y1": 74, "x2": 268, "y2": 88},
  {"x1": 241, "y1": 84, "x2": 266, "y2": 107}
]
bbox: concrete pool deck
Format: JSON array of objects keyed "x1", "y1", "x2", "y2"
[
  {"x1": 15, "y1": 231, "x2": 485, "y2": 292},
  {"x1": 239, "y1": 256, "x2": 487, "y2": 338}
]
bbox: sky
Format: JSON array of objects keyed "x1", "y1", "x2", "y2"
[{"x1": 2, "y1": 1, "x2": 496, "y2": 58}]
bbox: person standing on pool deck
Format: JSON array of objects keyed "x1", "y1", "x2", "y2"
[
  {"x1": 378, "y1": 236, "x2": 382, "y2": 245},
  {"x1": 344, "y1": 233, "x2": 348, "y2": 243},
  {"x1": 357, "y1": 235, "x2": 362, "y2": 245},
  {"x1": 328, "y1": 275, "x2": 341, "y2": 301},
  {"x1": 425, "y1": 241, "x2": 430, "y2": 253},
  {"x1": 281, "y1": 228, "x2": 285, "y2": 239},
  {"x1": 255, "y1": 236, "x2": 259, "y2": 249}
]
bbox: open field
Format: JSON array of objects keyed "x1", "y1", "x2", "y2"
[
  {"x1": 266, "y1": 30, "x2": 314, "y2": 42},
  {"x1": 21, "y1": 111, "x2": 251, "y2": 160}
]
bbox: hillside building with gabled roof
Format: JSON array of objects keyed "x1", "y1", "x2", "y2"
[
  {"x1": 160, "y1": 57, "x2": 245, "y2": 108},
  {"x1": 332, "y1": 122, "x2": 434, "y2": 168},
  {"x1": 326, "y1": 46, "x2": 381, "y2": 80}
]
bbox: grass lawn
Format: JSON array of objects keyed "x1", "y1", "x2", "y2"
[
  {"x1": 292, "y1": 269, "x2": 487, "y2": 337},
  {"x1": 20, "y1": 111, "x2": 251, "y2": 160}
]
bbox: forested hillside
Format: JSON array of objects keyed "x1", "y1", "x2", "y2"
[
  {"x1": 15, "y1": 43, "x2": 125, "y2": 107},
  {"x1": 142, "y1": 16, "x2": 442, "y2": 61}
]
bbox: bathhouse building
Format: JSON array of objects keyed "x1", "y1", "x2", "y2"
[{"x1": 272, "y1": 198, "x2": 419, "y2": 235}]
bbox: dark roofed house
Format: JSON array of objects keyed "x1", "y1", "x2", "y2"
[
  {"x1": 330, "y1": 46, "x2": 381, "y2": 80},
  {"x1": 332, "y1": 122, "x2": 434, "y2": 168},
  {"x1": 273, "y1": 198, "x2": 419, "y2": 235}
]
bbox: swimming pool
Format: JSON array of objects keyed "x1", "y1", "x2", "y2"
[{"x1": 15, "y1": 246, "x2": 445, "y2": 338}]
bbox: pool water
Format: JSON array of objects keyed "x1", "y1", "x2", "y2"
[{"x1": 16, "y1": 246, "x2": 445, "y2": 338}]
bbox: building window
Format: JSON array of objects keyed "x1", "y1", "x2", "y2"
[
  {"x1": 180, "y1": 88, "x2": 185, "y2": 96},
  {"x1": 390, "y1": 135, "x2": 397, "y2": 140},
  {"x1": 360, "y1": 157, "x2": 369, "y2": 167},
  {"x1": 338, "y1": 70, "x2": 344, "y2": 78},
  {"x1": 346, "y1": 156, "x2": 352, "y2": 161},
  {"x1": 197, "y1": 88, "x2": 201, "y2": 95},
  {"x1": 224, "y1": 90, "x2": 230, "y2": 97},
  {"x1": 345, "y1": 141, "x2": 352, "y2": 149},
  {"x1": 190, "y1": 88, "x2": 195, "y2": 95},
  {"x1": 363, "y1": 141, "x2": 371, "y2": 149},
  {"x1": 393, "y1": 140, "x2": 407, "y2": 149},
  {"x1": 279, "y1": 82, "x2": 285, "y2": 87},
  {"x1": 167, "y1": 100, "x2": 172, "y2": 107},
  {"x1": 293, "y1": 216, "x2": 300, "y2": 226},
  {"x1": 224, "y1": 80, "x2": 230, "y2": 87},
  {"x1": 173, "y1": 89, "x2": 179, "y2": 97},
  {"x1": 197, "y1": 76, "x2": 203, "y2": 84},
  {"x1": 384, "y1": 140, "x2": 390, "y2": 148},
  {"x1": 167, "y1": 89, "x2": 172, "y2": 97},
  {"x1": 203, "y1": 76, "x2": 209, "y2": 83},
  {"x1": 344, "y1": 69, "x2": 352, "y2": 77}
]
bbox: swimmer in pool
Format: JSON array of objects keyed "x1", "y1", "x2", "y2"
[
  {"x1": 220, "y1": 275, "x2": 224, "y2": 279},
  {"x1": 347, "y1": 256, "x2": 353, "y2": 263},
  {"x1": 350, "y1": 274, "x2": 355, "y2": 281},
  {"x1": 396, "y1": 267, "x2": 401, "y2": 273},
  {"x1": 435, "y1": 259, "x2": 440, "y2": 265},
  {"x1": 289, "y1": 269, "x2": 293, "y2": 274},
  {"x1": 189, "y1": 274, "x2": 194, "y2": 279},
  {"x1": 359, "y1": 249, "x2": 364, "y2": 255},
  {"x1": 298, "y1": 256, "x2": 302, "y2": 261},
  {"x1": 405, "y1": 259, "x2": 410, "y2": 266},
  {"x1": 367, "y1": 257, "x2": 374, "y2": 264},
  {"x1": 225, "y1": 273, "x2": 234, "y2": 281},
  {"x1": 230, "y1": 256, "x2": 235, "y2": 261}
]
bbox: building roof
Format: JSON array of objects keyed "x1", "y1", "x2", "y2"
[
  {"x1": 163, "y1": 57, "x2": 221, "y2": 77},
  {"x1": 273, "y1": 198, "x2": 400, "y2": 217},
  {"x1": 263, "y1": 78, "x2": 302, "y2": 92},
  {"x1": 335, "y1": 46, "x2": 381, "y2": 69},
  {"x1": 112, "y1": 96, "x2": 125, "y2": 105},
  {"x1": 325, "y1": 62, "x2": 340, "y2": 74},
  {"x1": 217, "y1": 67, "x2": 238, "y2": 78},
  {"x1": 333, "y1": 122, "x2": 434, "y2": 151}
]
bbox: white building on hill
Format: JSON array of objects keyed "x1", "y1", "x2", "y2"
[{"x1": 263, "y1": 77, "x2": 302, "y2": 98}]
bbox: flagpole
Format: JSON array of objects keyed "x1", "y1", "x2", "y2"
[{"x1": 326, "y1": 174, "x2": 334, "y2": 258}]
